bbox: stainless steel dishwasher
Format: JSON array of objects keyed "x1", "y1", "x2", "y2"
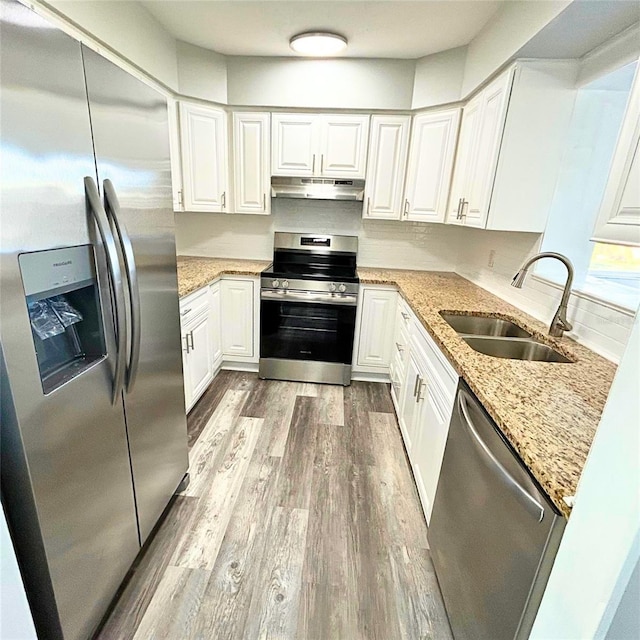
[{"x1": 429, "y1": 381, "x2": 566, "y2": 640}]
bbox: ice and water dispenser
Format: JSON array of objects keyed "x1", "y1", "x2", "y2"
[{"x1": 19, "y1": 245, "x2": 107, "y2": 394}]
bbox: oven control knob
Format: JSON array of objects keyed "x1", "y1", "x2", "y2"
[
  {"x1": 338, "y1": 284, "x2": 347, "y2": 293},
  {"x1": 272, "y1": 279, "x2": 280, "y2": 288},
  {"x1": 329, "y1": 283, "x2": 337, "y2": 292},
  {"x1": 282, "y1": 280, "x2": 289, "y2": 289}
]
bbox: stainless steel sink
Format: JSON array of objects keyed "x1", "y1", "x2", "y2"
[
  {"x1": 463, "y1": 337, "x2": 573, "y2": 363},
  {"x1": 440, "y1": 312, "x2": 532, "y2": 338}
]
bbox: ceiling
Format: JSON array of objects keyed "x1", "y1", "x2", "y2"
[{"x1": 141, "y1": 1, "x2": 503, "y2": 59}]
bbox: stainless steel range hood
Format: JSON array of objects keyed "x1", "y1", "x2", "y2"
[{"x1": 271, "y1": 176, "x2": 365, "y2": 201}]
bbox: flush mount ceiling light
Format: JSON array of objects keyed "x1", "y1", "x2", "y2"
[{"x1": 289, "y1": 31, "x2": 348, "y2": 57}]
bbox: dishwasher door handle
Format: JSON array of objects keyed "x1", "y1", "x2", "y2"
[{"x1": 458, "y1": 391, "x2": 545, "y2": 523}]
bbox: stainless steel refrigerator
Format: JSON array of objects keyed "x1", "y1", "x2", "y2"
[{"x1": 0, "y1": 1, "x2": 189, "y2": 639}]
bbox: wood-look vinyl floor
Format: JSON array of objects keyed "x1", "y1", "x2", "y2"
[{"x1": 97, "y1": 371, "x2": 452, "y2": 640}]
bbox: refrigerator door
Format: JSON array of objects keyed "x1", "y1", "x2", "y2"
[
  {"x1": 82, "y1": 47, "x2": 189, "y2": 543},
  {"x1": 0, "y1": 3, "x2": 140, "y2": 640}
]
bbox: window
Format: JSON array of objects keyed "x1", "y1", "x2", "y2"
[{"x1": 536, "y1": 60, "x2": 640, "y2": 311}]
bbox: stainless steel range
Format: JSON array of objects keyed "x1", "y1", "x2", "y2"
[{"x1": 259, "y1": 233, "x2": 359, "y2": 386}]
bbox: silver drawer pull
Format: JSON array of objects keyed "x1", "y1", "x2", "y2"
[
  {"x1": 401, "y1": 312, "x2": 410, "y2": 321},
  {"x1": 395, "y1": 342, "x2": 404, "y2": 353},
  {"x1": 413, "y1": 374, "x2": 421, "y2": 397},
  {"x1": 180, "y1": 307, "x2": 192, "y2": 316},
  {"x1": 416, "y1": 378, "x2": 427, "y2": 403}
]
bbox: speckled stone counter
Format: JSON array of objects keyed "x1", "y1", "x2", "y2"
[
  {"x1": 358, "y1": 268, "x2": 617, "y2": 518},
  {"x1": 177, "y1": 256, "x2": 269, "y2": 297}
]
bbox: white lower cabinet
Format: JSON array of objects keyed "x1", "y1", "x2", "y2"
[
  {"x1": 354, "y1": 287, "x2": 398, "y2": 370},
  {"x1": 390, "y1": 295, "x2": 459, "y2": 525},
  {"x1": 221, "y1": 279, "x2": 254, "y2": 358},
  {"x1": 180, "y1": 277, "x2": 257, "y2": 412},
  {"x1": 180, "y1": 288, "x2": 214, "y2": 412}
]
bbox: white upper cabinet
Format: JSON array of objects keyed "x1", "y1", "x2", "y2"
[
  {"x1": 447, "y1": 61, "x2": 578, "y2": 232},
  {"x1": 179, "y1": 102, "x2": 228, "y2": 212},
  {"x1": 448, "y1": 69, "x2": 513, "y2": 228},
  {"x1": 232, "y1": 112, "x2": 270, "y2": 215},
  {"x1": 592, "y1": 64, "x2": 640, "y2": 247},
  {"x1": 271, "y1": 113, "x2": 369, "y2": 177},
  {"x1": 319, "y1": 115, "x2": 370, "y2": 178},
  {"x1": 271, "y1": 113, "x2": 317, "y2": 176},
  {"x1": 364, "y1": 115, "x2": 411, "y2": 220},
  {"x1": 404, "y1": 108, "x2": 461, "y2": 223}
]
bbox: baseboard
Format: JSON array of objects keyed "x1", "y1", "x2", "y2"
[
  {"x1": 350, "y1": 371, "x2": 391, "y2": 383},
  {"x1": 221, "y1": 361, "x2": 259, "y2": 372}
]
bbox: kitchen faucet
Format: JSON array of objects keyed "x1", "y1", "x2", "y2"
[{"x1": 511, "y1": 252, "x2": 574, "y2": 337}]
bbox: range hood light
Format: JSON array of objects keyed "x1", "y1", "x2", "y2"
[{"x1": 290, "y1": 31, "x2": 347, "y2": 56}]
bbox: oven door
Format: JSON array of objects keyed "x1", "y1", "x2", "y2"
[{"x1": 260, "y1": 290, "x2": 357, "y2": 364}]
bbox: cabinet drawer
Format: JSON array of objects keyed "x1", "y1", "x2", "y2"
[
  {"x1": 411, "y1": 322, "x2": 458, "y2": 402},
  {"x1": 180, "y1": 286, "x2": 210, "y2": 330}
]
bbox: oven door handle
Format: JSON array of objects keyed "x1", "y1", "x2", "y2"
[{"x1": 260, "y1": 290, "x2": 358, "y2": 306}]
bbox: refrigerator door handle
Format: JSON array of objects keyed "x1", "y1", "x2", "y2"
[
  {"x1": 103, "y1": 179, "x2": 142, "y2": 393},
  {"x1": 458, "y1": 390, "x2": 545, "y2": 523},
  {"x1": 84, "y1": 176, "x2": 127, "y2": 404}
]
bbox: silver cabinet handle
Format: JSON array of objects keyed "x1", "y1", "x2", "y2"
[
  {"x1": 413, "y1": 374, "x2": 421, "y2": 397},
  {"x1": 177, "y1": 189, "x2": 183, "y2": 208},
  {"x1": 103, "y1": 179, "x2": 141, "y2": 394},
  {"x1": 458, "y1": 390, "x2": 545, "y2": 523},
  {"x1": 404, "y1": 199, "x2": 409, "y2": 218},
  {"x1": 312, "y1": 154, "x2": 316, "y2": 174},
  {"x1": 367, "y1": 197, "x2": 371, "y2": 216},
  {"x1": 263, "y1": 193, "x2": 266, "y2": 211},
  {"x1": 321, "y1": 154, "x2": 324, "y2": 174},
  {"x1": 395, "y1": 342, "x2": 404, "y2": 353},
  {"x1": 456, "y1": 198, "x2": 463, "y2": 219},
  {"x1": 85, "y1": 176, "x2": 127, "y2": 405},
  {"x1": 188, "y1": 330, "x2": 195, "y2": 351},
  {"x1": 401, "y1": 312, "x2": 410, "y2": 321},
  {"x1": 183, "y1": 335, "x2": 190, "y2": 354},
  {"x1": 221, "y1": 191, "x2": 226, "y2": 209},
  {"x1": 180, "y1": 307, "x2": 192, "y2": 317},
  {"x1": 416, "y1": 378, "x2": 427, "y2": 403}
]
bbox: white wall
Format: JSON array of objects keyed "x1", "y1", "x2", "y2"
[
  {"x1": 461, "y1": 0, "x2": 570, "y2": 96},
  {"x1": 177, "y1": 41, "x2": 227, "y2": 104},
  {"x1": 453, "y1": 226, "x2": 635, "y2": 362},
  {"x1": 175, "y1": 199, "x2": 459, "y2": 271},
  {"x1": 226, "y1": 56, "x2": 416, "y2": 110},
  {"x1": 530, "y1": 312, "x2": 640, "y2": 640},
  {"x1": 412, "y1": 46, "x2": 466, "y2": 109},
  {"x1": 43, "y1": 0, "x2": 179, "y2": 90}
]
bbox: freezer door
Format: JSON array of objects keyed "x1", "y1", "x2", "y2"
[
  {"x1": 0, "y1": 3, "x2": 140, "y2": 640},
  {"x1": 82, "y1": 47, "x2": 189, "y2": 544}
]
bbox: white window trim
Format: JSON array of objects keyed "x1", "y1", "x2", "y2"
[{"x1": 531, "y1": 273, "x2": 638, "y2": 315}]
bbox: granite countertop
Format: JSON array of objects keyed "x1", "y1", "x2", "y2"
[
  {"x1": 177, "y1": 255, "x2": 270, "y2": 297},
  {"x1": 176, "y1": 256, "x2": 616, "y2": 518},
  {"x1": 358, "y1": 268, "x2": 617, "y2": 518}
]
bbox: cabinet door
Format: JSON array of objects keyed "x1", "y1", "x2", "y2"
[
  {"x1": 447, "y1": 93, "x2": 482, "y2": 224},
  {"x1": 181, "y1": 330, "x2": 192, "y2": 410},
  {"x1": 465, "y1": 69, "x2": 513, "y2": 228},
  {"x1": 364, "y1": 115, "x2": 411, "y2": 220},
  {"x1": 271, "y1": 113, "x2": 318, "y2": 176},
  {"x1": 412, "y1": 380, "x2": 452, "y2": 524},
  {"x1": 179, "y1": 102, "x2": 228, "y2": 212},
  {"x1": 319, "y1": 115, "x2": 369, "y2": 178},
  {"x1": 405, "y1": 109, "x2": 461, "y2": 223},
  {"x1": 232, "y1": 112, "x2": 270, "y2": 214},
  {"x1": 399, "y1": 353, "x2": 421, "y2": 453},
  {"x1": 357, "y1": 288, "x2": 397, "y2": 368},
  {"x1": 185, "y1": 312, "x2": 213, "y2": 408},
  {"x1": 221, "y1": 279, "x2": 254, "y2": 357},
  {"x1": 209, "y1": 282, "x2": 222, "y2": 367},
  {"x1": 592, "y1": 67, "x2": 640, "y2": 247}
]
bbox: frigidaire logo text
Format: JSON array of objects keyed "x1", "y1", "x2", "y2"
[{"x1": 53, "y1": 260, "x2": 72, "y2": 267}]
